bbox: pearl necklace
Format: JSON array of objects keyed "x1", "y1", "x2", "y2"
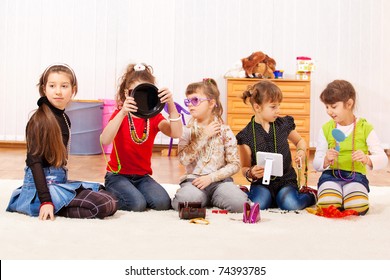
[
  {"x1": 128, "y1": 113, "x2": 150, "y2": 144},
  {"x1": 193, "y1": 119, "x2": 216, "y2": 164},
  {"x1": 63, "y1": 113, "x2": 71, "y2": 154}
]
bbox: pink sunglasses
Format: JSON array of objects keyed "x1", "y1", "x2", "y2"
[{"x1": 184, "y1": 96, "x2": 211, "y2": 107}]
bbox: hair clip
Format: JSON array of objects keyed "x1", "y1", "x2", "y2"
[
  {"x1": 134, "y1": 63, "x2": 146, "y2": 71},
  {"x1": 203, "y1": 78, "x2": 212, "y2": 84}
]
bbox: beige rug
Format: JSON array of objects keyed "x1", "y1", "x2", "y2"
[{"x1": 1, "y1": 179, "x2": 390, "y2": 260}]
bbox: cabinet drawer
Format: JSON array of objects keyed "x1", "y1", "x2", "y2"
[
  {"x1": 293, "y1": 116, "x2": 310, "y2": 132},
  {"x1": 227, "y1": 114, "x2": 252, "y2": 134},
  {"x1": 277, "y1": 83, "x2": 310, "y2": 99},
  {"x1": 227, "y1": 98, "x2": 253, "y2": 114},
  {"x1": 280, "y1": 99, "x2": 310, "y2": 115},
  {"x1": 227, "y1": 79, "x2": 310, "y2": 99}
]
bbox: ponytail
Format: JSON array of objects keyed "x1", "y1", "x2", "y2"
[{"x1": 26, "y1": 104, "x2": 67, "y2": 167}]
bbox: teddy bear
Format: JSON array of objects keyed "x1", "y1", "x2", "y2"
[{"x1": 241, "y1": 51, "x2": 276, "y2": 78}]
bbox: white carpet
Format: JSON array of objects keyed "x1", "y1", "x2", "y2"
[{"x1": 1, "y1": 179, "x2": 390, "y2": 260}]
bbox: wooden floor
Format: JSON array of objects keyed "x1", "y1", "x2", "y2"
[{"x1": 1, "y1": 147, "x2": 389, "y2": 186}]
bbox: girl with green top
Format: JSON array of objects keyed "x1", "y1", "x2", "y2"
[{"x1": 313, "y1": 80, "x2": 388, "y2": 215}]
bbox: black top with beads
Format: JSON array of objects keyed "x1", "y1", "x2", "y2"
[{"x1": 236, "y1": 115, "x2": 298, "y2": 190}]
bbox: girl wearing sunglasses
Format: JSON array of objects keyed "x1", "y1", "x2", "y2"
[{"x1": 171, "y1": 78, "x2": 249, "y2": 213}]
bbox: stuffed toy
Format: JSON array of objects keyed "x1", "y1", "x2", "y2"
[
  {"x1": 241, "y1": 51, "x2": 276, "y2": 78},
  {"x1": 224, "y1": 60, "x2": 247, "y2": 78}
]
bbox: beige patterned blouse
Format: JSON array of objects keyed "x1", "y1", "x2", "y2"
[{"x1": 178, "y1": 123, "x2": 240, "y2": 183}]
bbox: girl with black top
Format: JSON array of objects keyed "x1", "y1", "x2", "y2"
[
  {"x1": 236, "y1": 80, "x2": 316, "y2": 210},
  {"x1": 7, "y1": 64, "x2": 117, "y2": 220}
]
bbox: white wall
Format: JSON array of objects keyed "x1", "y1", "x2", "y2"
[{"x1": 1, "y1": 0, "x2": 389, "y2": 148}]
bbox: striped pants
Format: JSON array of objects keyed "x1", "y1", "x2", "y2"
[
  {"x1": 57, "y1": 189, "x2": 118, "y2": 219},
  {"x1": 317, "y1": 181, "x2": 369, "y2": 215}
]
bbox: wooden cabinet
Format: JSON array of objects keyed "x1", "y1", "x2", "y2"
[{"x1": 226, "y1": 78, "x2": 311, "y2": 148}]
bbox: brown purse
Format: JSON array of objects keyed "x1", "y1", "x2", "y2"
[{"x1": 178, "y1": 202, "x2": 206, "y2": 219}]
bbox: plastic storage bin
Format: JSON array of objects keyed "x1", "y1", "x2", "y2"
[
  {"x1": 66, "y1": 100, "x2": 104, "y2": 155},
  {"x1": 101, "y1": 99, "x2": 116, "y2": 154}
]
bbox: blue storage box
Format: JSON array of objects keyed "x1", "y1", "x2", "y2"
[{"x1": 66, "y1": 100, "x2": 104, "y2": 155}]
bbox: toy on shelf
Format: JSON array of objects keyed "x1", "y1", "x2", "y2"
[{"x1": 296, "y1": 56, "x2": 315, "y2": 80}]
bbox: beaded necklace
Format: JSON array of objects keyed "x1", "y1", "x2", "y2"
[
  {"x1": 63, "y1": 114, "x2": 71, "y2": 155},
  {"x1": 128, "y1": 113, "x2": 150, "y2": 144},
  {"x1": 194, "y1": 119, "x2": 216, "y2": 164},
  {"x1": 252, "y1": 116, "x2": 277, "y2": 180},
  {"x1": 101, "y1": 139, "x2": 122, "y2": 174},
  {"x1": 332, "y1": 118, "x2": 356, "y2": 181}
]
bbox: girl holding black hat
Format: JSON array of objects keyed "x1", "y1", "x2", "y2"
[{"x1": 100, "y1": 63, "x2": 182, "y2": 212}]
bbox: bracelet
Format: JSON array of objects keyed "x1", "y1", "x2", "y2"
[
  {"x1": 189, "y1": 217, "x2": 210, "y2": 225},
  {"x1": 39, "y1": 202, "x2": 54, "y2": 210},
  {"x1": 168, "y1": 113, "x2": 182, "y2": 122},
  {"x1": 245, "y1": 167, "x2": 253, "y2": 183}
]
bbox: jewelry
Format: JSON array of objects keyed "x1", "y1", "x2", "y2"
[
  {"x1": 245, "y1": 167, "x2": 254, "y2": 183},
  {"x1": 63, "y1": 113, "x2": 71, "y2": 154},
  {"x1": 189, "y1": 217, "x2": 209, "y2": 225},
  {"x1": 332, "y1": 118, "x2": 356, "y2": 181},
  {"x1": 128, "y1": 113, "x2": 150, "y2": 144},
  {"x1": 169, "y1": 113, "x2": 182, "y2": 122},
  {"x1": 193, "y1": 119, "x2": 216, "y2": 164},
  {"x1": 100, "y1": 139, "x2": 121, "y2": 174}
]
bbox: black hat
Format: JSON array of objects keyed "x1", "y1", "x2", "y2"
[{"x1": 130, "y1": 83, "x2": 164, "y2": 118}]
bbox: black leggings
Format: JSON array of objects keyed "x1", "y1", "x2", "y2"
[{"x1": 57, "y1": 189, "x2": 118, "y2": 219}]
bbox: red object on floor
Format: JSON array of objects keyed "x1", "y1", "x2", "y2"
[
  {"x1": 212, "y1": 209, "x2": 229, "y2": 214},
  {"x1": 317, "y1": 205, "x2": 359, "y2": 218}
]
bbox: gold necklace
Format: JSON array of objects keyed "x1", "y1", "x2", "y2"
[{"x1": 128, "y1": 113, "x2": 150, "y2": 144}]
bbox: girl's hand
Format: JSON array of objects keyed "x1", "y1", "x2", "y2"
[
  {"x1": 294, "y1": 149, "x2": 306, "y2": 164},
  {"x1": 120, "y1": 92, "x2": 137, "y2": 115},
  {"x1": 39, "y1": 204, "x2": 55, "y2": 221},
  {"x1": 325, "y1": 148, "x2": 339, "y2": 166},
  {"x1": 352, "y1": 150, "x2": 369, "y2": 165},
  {"x1": 158, "y1": 87, "x2": 173, "y2": 104},
  {"x1": 203, "y1": 121, "x2": 221, "y2": 138},
  {"x1": 250, "y1": 165, "x2": 264, "y2": 179},
  {"x1": 192, "y1": 175, "x2": 212, "y2": 190}
]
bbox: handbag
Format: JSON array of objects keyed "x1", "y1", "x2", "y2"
[
  {"x1": 243, "y1": 202, "x2": 260, "y2": 223},
  {"x1": 178, "y1": 202, "x2": 206, "y2": 219},
  {"x1": 296, "y1": 150, "x2": 318, "y2": 199}
]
